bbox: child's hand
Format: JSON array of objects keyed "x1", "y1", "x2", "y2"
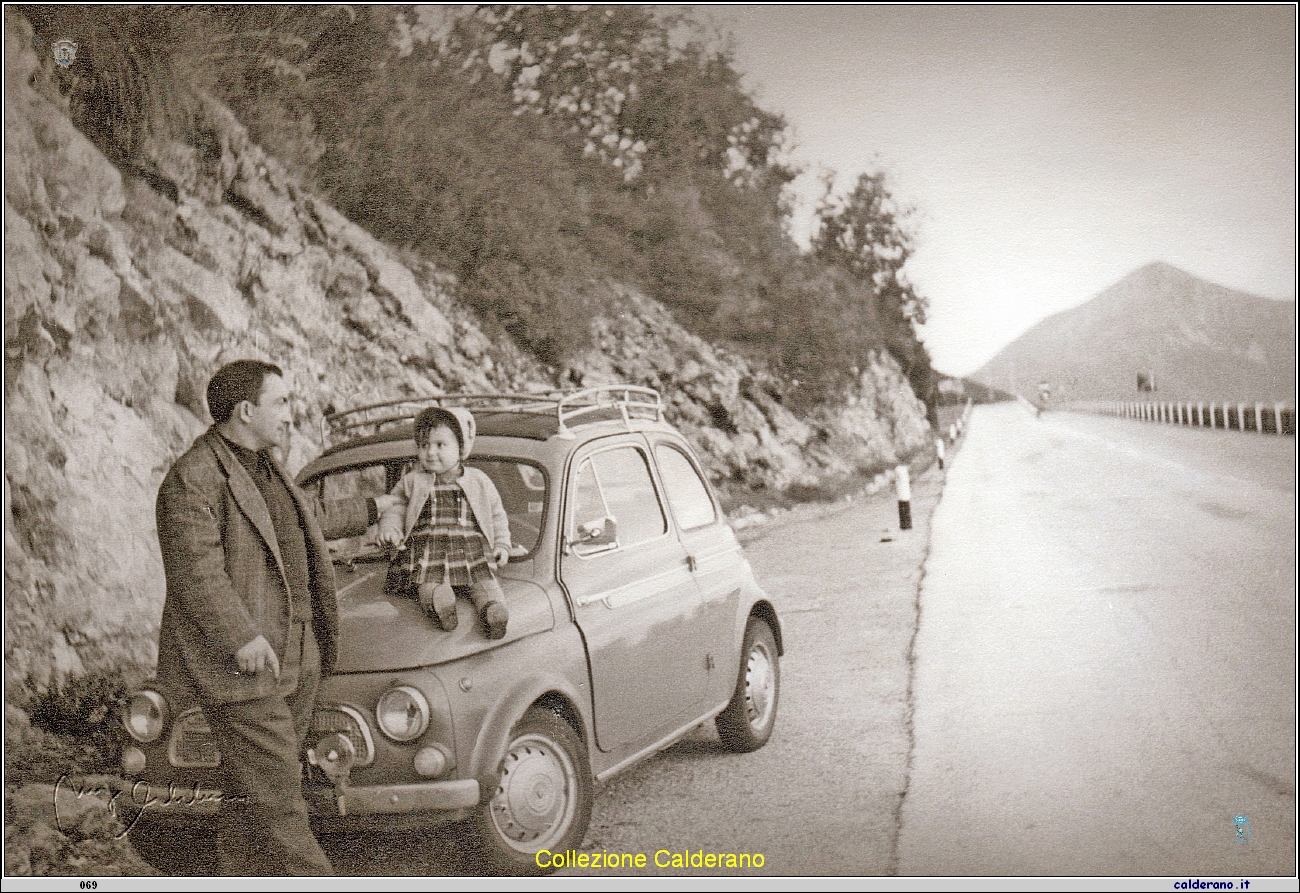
[
  {"x1": 493, "y1": 546, "x2": 511, "y2": 568},
  {"x1": 376, "y1": 528, "x2": 404, "y2": 550}
]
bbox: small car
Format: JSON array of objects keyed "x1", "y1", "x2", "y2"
[{"x1": 117, "y1": 386, "x2": 782, "y2": 874}]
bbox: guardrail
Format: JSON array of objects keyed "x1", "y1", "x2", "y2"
[{"x1": 1070, "y1": 400, "x2": 1295, "y2": 435}]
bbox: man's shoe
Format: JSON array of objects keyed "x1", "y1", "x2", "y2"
[
  {"x1": 482, "y1": 601, "x2": 508, "y2": 640},
  {"x1": 420, "y1": 582, "x2": 458, "y2": 631}
]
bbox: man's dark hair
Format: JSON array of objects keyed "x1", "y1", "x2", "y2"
[
  {"x1": 206, "y1": 360, "x2": 284, "y2": 425},
  {"x1": 414, "y1": 406, "x2": 462, "y2": 452}
]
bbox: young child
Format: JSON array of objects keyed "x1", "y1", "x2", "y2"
[{"x1": 376, "y1": 406, "x2": 511, "y2": 639}]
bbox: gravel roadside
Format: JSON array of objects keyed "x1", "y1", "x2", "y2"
[{"x1": 568, "y1": 446, "x2": 959, "y2": 877}]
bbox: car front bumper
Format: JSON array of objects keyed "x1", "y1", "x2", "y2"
[
  {"x1": 306, "y1": 778, "x2": 481, "y2": 817},
  {"x1": 113, "y1": 777, "x2": 481, "y2": 823}
]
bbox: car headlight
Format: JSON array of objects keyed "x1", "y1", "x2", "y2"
[
  {"x1": 376, "y1": 685, "x2": 430, "y2": 742},
  {"x1": 123, "y1": 690, "x2": 168, "y2": 743}
]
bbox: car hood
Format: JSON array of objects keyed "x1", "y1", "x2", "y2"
[{"x1": 331, "y1": 561, "x2": 555, "y2": 673}]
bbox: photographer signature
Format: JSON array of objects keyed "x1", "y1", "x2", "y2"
[{"x1": 54, "y1": 774, "x2": 247, "y2": 838}]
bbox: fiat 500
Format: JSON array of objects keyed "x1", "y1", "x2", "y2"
[{"x1": 118, "y1": 387, "x2": 782, "y2": 873}]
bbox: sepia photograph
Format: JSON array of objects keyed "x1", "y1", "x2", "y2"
[{"x1": 3, "y1": 4, "x2": 1295, "y2": 885}]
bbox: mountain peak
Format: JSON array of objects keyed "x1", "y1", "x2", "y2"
[
  {"x1": 1134, "y1": 259, "x2": 1182, "y2": 276},
  {"x1": 1115, "y1": 261, "x2": 1219, "y2": 298},
  {"x1": 973, "y1": 264, "x2": 1296, "y2": 403}
]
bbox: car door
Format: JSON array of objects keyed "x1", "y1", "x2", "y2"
[
  {"x1": 560, "y1": 437, "x2": 710, "y2": 752},
  {"x1": 651, "y1": 439, "x2": 743, "y2": 693}
]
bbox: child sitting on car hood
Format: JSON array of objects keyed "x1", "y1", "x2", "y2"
[{"x1": 376, "y1": 406, "x2": 511, "y2": 639}]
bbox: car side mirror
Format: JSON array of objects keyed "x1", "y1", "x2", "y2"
[{"x1": 574, "y1": 516, "x2": 618, "y2": 549}]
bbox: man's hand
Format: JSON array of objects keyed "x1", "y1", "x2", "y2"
[
  {"x1": 493, "y1": 546, "x2": 511, "y2": 568},
  {"x1": 235, "y1": 635, "x2": 281, "y2": 680}
]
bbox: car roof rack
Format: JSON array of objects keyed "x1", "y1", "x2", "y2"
[{"x1": 322, "y1": 386, "x2": 664, "y2": 446}]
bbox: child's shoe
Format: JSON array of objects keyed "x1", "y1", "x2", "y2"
[
  {"x1": 419, "y1": 581, "x2": 458, "y2": 631},
  {"x1": 481, "y1": 601, "x2": 508, "y2": 640}
]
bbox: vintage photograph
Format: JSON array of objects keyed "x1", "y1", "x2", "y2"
[{"x1": 4, "y1": 4, "x2": 1295, "y2": 883}]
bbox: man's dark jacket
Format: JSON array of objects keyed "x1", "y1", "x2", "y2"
[{"x1": 154, "y1": 428, "x2": 363, "y2": 703}]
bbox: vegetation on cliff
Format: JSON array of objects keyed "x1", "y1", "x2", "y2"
[{"x1": 21, "y1": 4, "x2": 934, "y2": 407}]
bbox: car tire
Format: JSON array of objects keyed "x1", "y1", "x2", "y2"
[
  {"x1": 476, "y1": 705, "x2": 593, "y2": 875},
  {"x1": 716, "y1": 617, "x2": 780, "y2": 752}
]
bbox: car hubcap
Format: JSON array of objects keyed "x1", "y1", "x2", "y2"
[
  {"x1": 490, "y1": 733, "x2": 575, "y2": 850},
  {"x1": 744, "y1": 641, "x2": 774, "y2": 729}
]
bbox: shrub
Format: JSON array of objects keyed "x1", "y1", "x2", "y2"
[{"x1": 9, "y1": 672, "x2": 130, "y2": 783}]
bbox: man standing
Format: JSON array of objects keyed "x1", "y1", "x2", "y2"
[{"x1": 154, "y1": 360, "x2": 359, "y2": 875}]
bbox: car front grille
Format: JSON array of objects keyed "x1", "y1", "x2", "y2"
[
  {"x1": 310, "y1": 704, "x2": 375, "y2": 767},
  {"x1": 168, "y1": 708, "x2": 221, "y2": 768}
]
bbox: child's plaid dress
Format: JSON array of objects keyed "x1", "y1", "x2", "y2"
[{"x1": 402, "y1": 481, "x2": 493, "y2": 587}]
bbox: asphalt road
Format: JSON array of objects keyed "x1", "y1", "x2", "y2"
[{"x1": 897, "y1": 402, "x2": 1297, "y2": 877}]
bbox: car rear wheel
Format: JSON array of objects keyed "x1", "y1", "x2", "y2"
[
  {"x1": 716, "y1": 617, "x2": 779, "y2": 752},
  {"x1": 476, "y1": 705, "x2": 592, "y2": 875}
]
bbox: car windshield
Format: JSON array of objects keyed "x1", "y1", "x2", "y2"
[{"x1": 310, "y1": 457, "x2": 547, "y2": 562}]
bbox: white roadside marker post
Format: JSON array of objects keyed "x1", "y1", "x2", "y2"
[
  {"x1": 935, "y1": 437, "x2": 946, "y2": 470},
  {"x1": 895, "y1": 465, "x2": 912, "y2": 531},
  {"x1": 1255, "y1": 403, "x2": 1264, "y2": 434},
  {"x1": 1275, "y1": 403, "x2": 1285, "y2": 436}
]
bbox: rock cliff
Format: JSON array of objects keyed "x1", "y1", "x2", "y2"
[{"x1": 4, "y1": 12, "x2": 931, "y2": 687}]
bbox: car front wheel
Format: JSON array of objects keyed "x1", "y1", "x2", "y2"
[
  {"x1": 716, "y1": 617, "x2": 780, "y2": 752},
  {"x1": 476, "y1": 705, "x2": 593, "y2": 875}
]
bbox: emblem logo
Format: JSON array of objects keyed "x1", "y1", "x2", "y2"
[
  {"x1": 52, "y1": 38, "x2": 78, "y2": 69},
  {"x1": 1232, "y1": 814, "x2": 1250, "y2": 843}
]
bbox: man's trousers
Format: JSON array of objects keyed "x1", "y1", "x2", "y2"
[{"x1": 204, "y1": 621, "x2": 332, "y2": 876}]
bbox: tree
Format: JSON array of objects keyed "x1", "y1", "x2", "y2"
[{"x1": 812, "y1": 170, "x2": 934, "y2": 410}]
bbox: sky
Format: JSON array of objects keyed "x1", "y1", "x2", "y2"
[{"x1": 711, "y1": 5, "x2": 1297, "y2": 376}]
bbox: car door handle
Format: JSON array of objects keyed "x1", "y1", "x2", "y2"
[{"x1": 685, "y1": 554, "x2": 697, "y2": 572}]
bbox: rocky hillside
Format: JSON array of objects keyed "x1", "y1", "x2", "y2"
[
  {"x1": 4, "y1": 13, "x2": 930, "y2": 688},
  {"x1": 974, "y1": 262, "x2": 1296, "y2": 404}
]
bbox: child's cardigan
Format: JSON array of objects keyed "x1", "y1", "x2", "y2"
[{"x1": 378, "y1": 466, "x2": 511, "y2": 556}]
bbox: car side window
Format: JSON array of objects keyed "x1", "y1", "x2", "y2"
[
  {"x1": 570, "y1": 446, "x2": 666, "y2": 555},
  {"x1": 655, "y1": 445, "x2": 717, "y2": 531}
]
